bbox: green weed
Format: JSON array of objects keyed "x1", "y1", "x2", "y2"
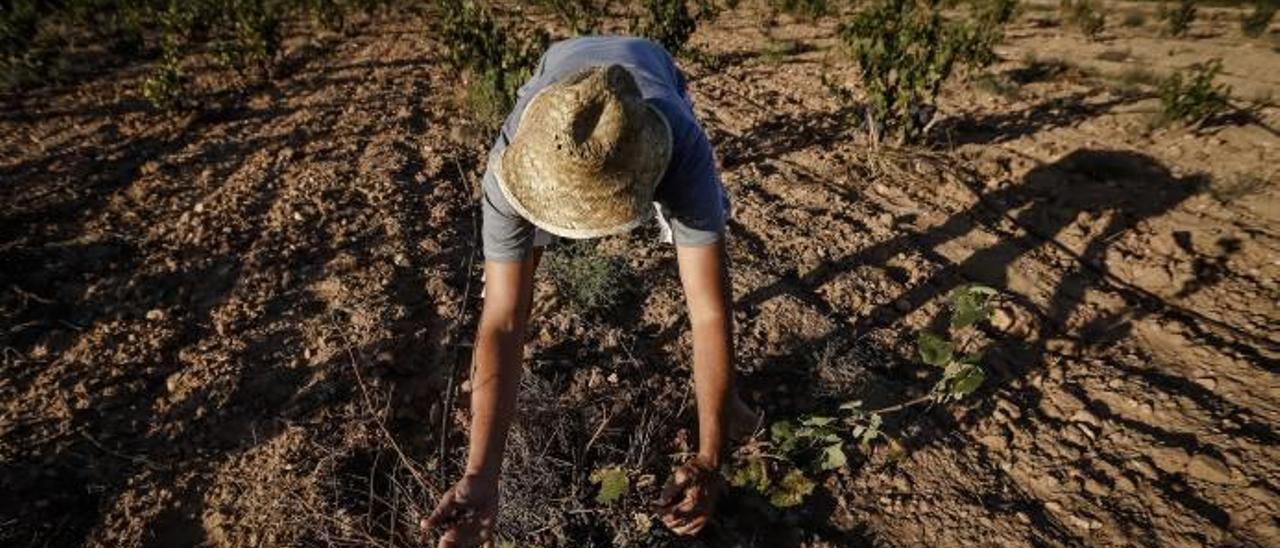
[
  {"x1": 544, "y1": 241, "x2": 634, "y2": 315},
  {"x1": 1061, "y1": 0, "x2": 1106, "y2": 39},
  {"x1": 1160, "y1": 0, "x2": 1197, "y2": 37},
  {"x1": 1158, "y1": 59, "x2": 1232, "y2": 126},
  {"x1": 1241, "y1": 1, "x2": 1277, "y2": 37}
]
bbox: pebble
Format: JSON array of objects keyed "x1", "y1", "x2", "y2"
[
  {"x1": 979, "y1": 432, "x2": 1009, "y2": 452},
  {"x1": 145, "y1": 309, "x2": 166, "y2": 321},
  {"x1": 1084, "y1": 478, "x2": 1111, "y2": 496},
  {"x1": 1149, "y1": 446, "x2": 1190, "y2": 474},
  {"x1": 1185, "y1": 454, "x2": 1233, "y2": 484},
  {"x1": 165, "y1": 372, "x2": 183, "y2": 393},
  {"x1": 1128, "y1": 458, "x2": 1160, "y2": 480},
  {"x1": 1071, "y1": 409, "x2": 1101, "y2": 427}
]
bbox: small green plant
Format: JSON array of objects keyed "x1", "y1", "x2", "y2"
[
  {"x1": 590, "y1": 466, "x2": 629, "y2": 504},
  {"x1": 544, "y1": 241, "x2": 633, "y2": 314},
  {"x1": 142, "y1": 36, "x2": 185, "y2": 109},
  {"x1": 1158, "y1": 59, "x2": 1232, "y2": 127},
  {"x1": 1241, "y1": 1, "x2": 1277, "y2": 37},
  {"x1": 1160, "y1": 0, "x2": 1196, "y2": 37},
  {"x1": 731, "y1": 285, "x2": 999, "y2": 509},
  {"x1": 437, "y1": 0, "x2": 549, "y2": 124},
  {"x1": 837, "y1": 0, "x2": 1013, "y2": 144},
  {"x1": 728, "y1": 459, "x2": 816, "y2": 508},
  {"x1": 1061, "y1": 0, "x2": 1106, "y2": 40}
]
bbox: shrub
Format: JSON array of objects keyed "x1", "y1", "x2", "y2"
[
  {"x1": 1158, "y1": 59, "x2": 1232, "y2": 127},
  {"x1": 1061, "y1": 0, "x2": 1106, "y2": 39},
  {"x1": 141, "y1": 33, "x2": 185, "y2": 109},
  {"x1": 536, "y1": 0, "x2": 604, "y2": 35},
  {"x1": 437, "y1": 0, "x2": 548, "y2": 123},
  {"x1": 3, "y1": 0, "x2": 384, "y2": 94},
  {"x1": 836, "y1": 0, "x2": 1012, "y2": 144},
  {"x1": 544, "y1": 241, "x2": 634, "y2": 315},
  {"x1": 633, "y1": 0, "x2": 698, "y2": 56},
  {"x1": 771, "y1": 0, "x2": 830, "y2": 18},
  {"x1": 213, "y1": 0, "x2": 283, "y2": 78},
  {"x1": 1241, "y1": 1, "x2": 1277, "y2": 37},
  {"x1": 1160, "y1": 0, "x2": 1196, "y2": 37}
]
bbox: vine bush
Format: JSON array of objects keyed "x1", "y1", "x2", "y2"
[{"x1": 835, "y1": 0, "x2": 1016, "y2": 144}]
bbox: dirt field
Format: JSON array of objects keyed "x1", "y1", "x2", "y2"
[{"x1": 2, "y1": 2, "x2": 1278, "y2": 546}]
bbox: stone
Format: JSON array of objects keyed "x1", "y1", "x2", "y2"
[
  {"x1": 979, "y1": 432, "x2": 1009, "y2": 453},
  {"x1": 1070, "y1": 409, "x2": 1101, "y2": 427},
  {"x1": 1084, "y1": 478, "x2": 1111, "y2": 496},
  {"x1": 1149, "y1": 446, "x2": 1190, "y2": 474},
  {"x1": 166, "y1": 372, "x2": 183, "y2": 393},
  {"x1": 1185, "y1": 454, "x2": 1233, "y2": 484}
]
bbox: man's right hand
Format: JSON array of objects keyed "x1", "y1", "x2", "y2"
[{"x1": 421, "y1": 474, "x2": 500, "y2": 548}]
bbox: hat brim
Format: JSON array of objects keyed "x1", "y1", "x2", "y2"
[{"x1": 494, "y1": 91, "x2": 673, "y2": 240}]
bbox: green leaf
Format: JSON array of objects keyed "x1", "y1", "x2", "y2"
[
  {"x1": 917, "y1": 331, "x2": 954, "y2": 366},
  {"x1": 801, "y1": 416, "x2": 837, "y2": 427},
  {"x1": 860, "y1": 413, "x2": 883, "y2": 446},
  {"x1": 820, "y1": 442, "x2": 847, "y2": 471},
  {"x1": 771, "y1": 420, "x2": 799, "y2": 454},
  {"x1": 769, "y1": 469, "x2": 816, "y2": 508},
  {"x1": 950, "y1": 284, "x2": 996, "y2": 329},
  {"x1": 950, "y1": 365, "x2": 986, "y2": 397},
  {"x1": 590, "y1": 466, "x2": 629, "y2": 504},
  {"x1": 728, "y1": 457, "x2": 771, "y2": 494}
]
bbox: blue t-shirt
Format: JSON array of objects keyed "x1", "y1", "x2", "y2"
[{"x1": 481, "y1": 36, "x2": 728, "y2": 262}]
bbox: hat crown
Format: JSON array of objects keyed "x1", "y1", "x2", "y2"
[{"x1": 550, "y1": 65, "x2": 644, "y2": 168}]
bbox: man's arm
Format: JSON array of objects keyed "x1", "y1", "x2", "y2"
[
  {"x1": 424, "y1": 253, "x2": 539, "y2": 547},
  {"x1": 675, "y1": 240, "x2": 734, "y2": 467},
  {"x1": 656, "y1": 240, "x2": 736, "y2": 536},
  {"x1": 464, "y1": 254, "x2": 540, "y2": 478}
]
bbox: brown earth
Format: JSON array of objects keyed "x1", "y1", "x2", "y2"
[{"x1": 2, "y1": 2, "x2": 1278, "y2": 547}]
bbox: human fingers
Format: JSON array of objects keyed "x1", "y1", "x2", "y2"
[
  {"x1": 656, "y1": 473, "x2": 691, "y2": 509},
  {"x1": 671, "y1": 514, "x2": 709, "y2": 536},
  {"x1": 424, "y1": 489, "x2": 459, "y2": 530},
  {"x1": 436, "y1": 527, "x2": 460, "y2": 548},
  {"x1": 449, "y1": 510, "x2": 497, "y2": 548}
]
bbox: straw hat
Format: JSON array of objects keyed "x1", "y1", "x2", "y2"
[{"x1": 494, "y1": 64, "x2": 673, "y2": 239}]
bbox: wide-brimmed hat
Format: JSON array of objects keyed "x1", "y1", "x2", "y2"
[{"x1": 493, "y1": 64, "x2": 673, "y2": 239}]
